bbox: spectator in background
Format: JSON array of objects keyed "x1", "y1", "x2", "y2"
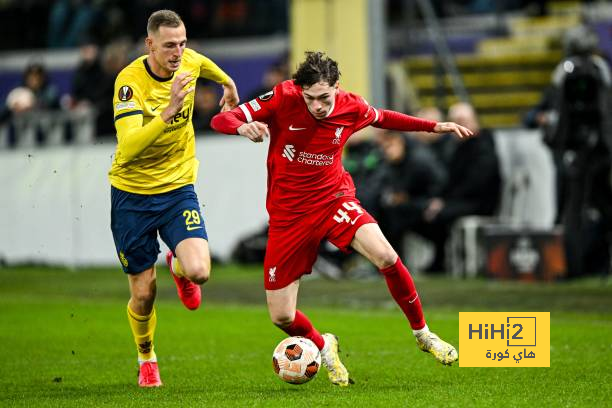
[
  {"x1": 246, "y1": 63, "x2": 288, "y2": 101},
  {"x1": 539, "y1": 23, "x2": 612, "y2": 277},
  {"x1": 4, "y1": 87, "x2": 35, "y2": 115},
  {"x1": 22, "y1": 63, "x2": 61, "y2": 111},
  {"x1": 192, "y1": 83, "x2": 221, "y2": 132},
  {"x1": 410, "y1": 106, "x2": 457, "y2": 170},
  {"x1": 376, "y1": 129, "x2": 446, "y2": 263},
  {"x1": 1, "y1": 87, "x2": 35, "y2": 147},
  {"x1": 70, "y1": 37, "x2": 105, "y2": 110},
  {"x1": 47, "y1": 0, "x2": 102, "y2": 48},
  {"x1": 96, "y1": 39, "x2": 132, "y2": 136},
  {"x1": 343, "y1": 129, "x2": 385, "y2": 218},
  {"x1": 2, "y1": 63, "x2": 61, "y2": 147},
  {"x1": 420, "y1": 102, "x2": 501, "y2": 272}
]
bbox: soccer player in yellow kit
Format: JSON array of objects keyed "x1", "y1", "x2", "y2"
[{"x1": 108, "y1": 9, "x2": 239, "y2": 387}]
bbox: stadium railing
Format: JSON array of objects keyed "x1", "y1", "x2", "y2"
[{"x1": 0, "y1": 109, "x2": 95, "y2": 149}]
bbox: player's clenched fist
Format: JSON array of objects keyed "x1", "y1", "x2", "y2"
[{"x1": 237, "y1": 121, "x2": 269, "y2": 143}]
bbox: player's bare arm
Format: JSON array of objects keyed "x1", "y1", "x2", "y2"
[
  {"x1": 237, "y1": 121, "x2": 269, "y2": 143},
  {"x1": 220, "y1": 78, "x2": 239, "y2": 112},
  {"x1": 160, "y1": 72, "x2": 194, "y2": 123}
]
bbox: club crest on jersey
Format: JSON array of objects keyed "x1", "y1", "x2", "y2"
[
  {"x1": 118, "y1": 85, "x2": 133, "y2": 101},
  {"x1": 333, "y1": 126, "x2": 344, "y2": 144},
  {"x1": 258, "y1": 90, "x2": 274, "y2": 101}
]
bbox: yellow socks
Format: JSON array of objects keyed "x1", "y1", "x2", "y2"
[
  {"x1": 172, "y1": 257, "x2": 185, "y2": 278},
  {"x1": 127, "y1": 304, "x2": 157, "y2": 362}
]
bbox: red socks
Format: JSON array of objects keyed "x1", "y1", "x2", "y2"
[
  {"x1": 278, "y1": 258, "x2": 424, "y2": 345},
  {"x1": 380, "y1": 258, "x2": 426, "y2": 330},
  {"x1": 281, "y1": 310, "x2": 325, "y2": 350}
]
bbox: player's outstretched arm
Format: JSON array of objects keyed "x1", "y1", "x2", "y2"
[{"x1": 372, "y1": 109, "x2": 473, "y2": 138}]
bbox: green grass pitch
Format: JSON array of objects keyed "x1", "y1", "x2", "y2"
[{"x1": 0, "y1": 265, "x2": 610, "y2": 407}]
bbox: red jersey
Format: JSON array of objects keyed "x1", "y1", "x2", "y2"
[
  {"x1": 233, "y1": 80, "x2": 379, "y2": 223},
  {"x1": 212, "y1": 79, "x2": 437, "y2": 224}
]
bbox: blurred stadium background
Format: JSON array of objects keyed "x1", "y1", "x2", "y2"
[
  {"x1": 0, "y1": 1, "x2": 611, "y2": 406},
  {"x1": 1, "y1": 0, "x2": 612, "y2": 277}
]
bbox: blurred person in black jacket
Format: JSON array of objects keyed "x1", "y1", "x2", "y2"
[
  {"x1": 192, "y1": 83, "x2": 221, "y2": 132},
  {"x1": 342, "y1": 129, "x2": 385, "y2": 217},
  {"x1": 411, "y1": 106, "x2": 458, "y2": 170},
  {"x1": 96, "y1": 39, "x2": 131, "y2": 137},
  {"x1": 70, "y1": 37, "x2": 105, "y2": 110},
  {"x1": 543, "y1": 24, "x2": 612, "y2": 277},
  {"x1": 376, "y1": 129, "x2": 446, "y2": 262},
  {"x1": 421, "y1": 102, "x2": 501, "y2": 272}
]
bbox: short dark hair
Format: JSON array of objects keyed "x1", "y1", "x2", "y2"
[
  {"x1": 147, "y1": 10, "x2": 183, "y2": 35},
  {"x1": 293, "y1": 51, "x2": 341, "y2": 88}
]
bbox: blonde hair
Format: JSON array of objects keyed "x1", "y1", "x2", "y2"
[{"x1": 147, "y1": 10, "x2": 183, "y2": 35}]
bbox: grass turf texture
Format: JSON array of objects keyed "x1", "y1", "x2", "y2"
[{"x1": 0, "y1": 265, "x2": 610, "y2": 407}]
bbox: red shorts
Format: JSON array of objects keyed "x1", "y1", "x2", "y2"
[{"x1": 263, "y1": 197, "x2": 376, "y2": 290}]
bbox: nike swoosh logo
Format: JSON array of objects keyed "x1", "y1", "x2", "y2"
[
  {"x1": 186, "y1": 226, "x2": 203, "y2": 231},
  {"x1": 408, "y1": 294, "x2": 419, "y2": 304},
  {"x1": 350, "y1": 214, "x2": 364, "y2": 225},
  {"x1": 151, "y1": 105, "x2": 161, "y2": 111},
  {"x1": 289, "y1": 125, "x2": 307, "y2": 131}
]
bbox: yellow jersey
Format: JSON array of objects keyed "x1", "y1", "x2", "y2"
[{"x1": 108, "y1": 48, "x2": 231, "y2": 194}]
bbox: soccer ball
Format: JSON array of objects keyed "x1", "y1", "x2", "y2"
[{"x1": 272, "y1": 336, "x2": 321, "y2": 384}]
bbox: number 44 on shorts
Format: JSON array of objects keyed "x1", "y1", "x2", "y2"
[{"x1": 333, "y1": 202, "x2": 364, "y2": 225}]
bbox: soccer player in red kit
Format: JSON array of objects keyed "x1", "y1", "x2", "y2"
[{"x1": 211, "y1": 52, "x2": 472, "y2": 386}]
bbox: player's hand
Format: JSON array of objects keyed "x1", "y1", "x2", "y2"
[
  {"x1": 434, "y1": 122, "x2": 473, "y2": 139},
  {"x1": 237, "y1": 121, "x2": 269, "y2": 143},
  {"x1": 220, "y1": 79, "x2": 240, "y2": 112},
  {"x1": 161, "y1": 72, "x2": 194, "y2": 123}
]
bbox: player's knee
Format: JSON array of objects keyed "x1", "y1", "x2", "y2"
[
  {"x1": 131, "y1": 285, "x2": 156, "y2": 307},
  {"x1": 271, "y1": 313, "x2": 294, "y2": 328},
  {"x1": 374, "y1": 248, "x2": 399, "y2": 271},
  {"x1": 183, "y1": 260, "x2": 210, "y2": 284}
]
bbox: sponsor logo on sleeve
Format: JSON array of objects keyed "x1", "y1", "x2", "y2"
[
  {"x1": 115, "y1": 101, "x2": 136, "y2": 111},
  {"x1": 258, "y1": 90, "x2": 274, "y2": 101},
  {"x1": 249, "y1": 99, "x2": 261, "y2": 112}
]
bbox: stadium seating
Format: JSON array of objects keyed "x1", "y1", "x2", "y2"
[{"x1": 403, "y1": 6, "x2": 583, "y2": 128}]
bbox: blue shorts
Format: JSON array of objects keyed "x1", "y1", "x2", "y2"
[{"x1": 110, "y1": 184, "x2": 208, "y2": 274}]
